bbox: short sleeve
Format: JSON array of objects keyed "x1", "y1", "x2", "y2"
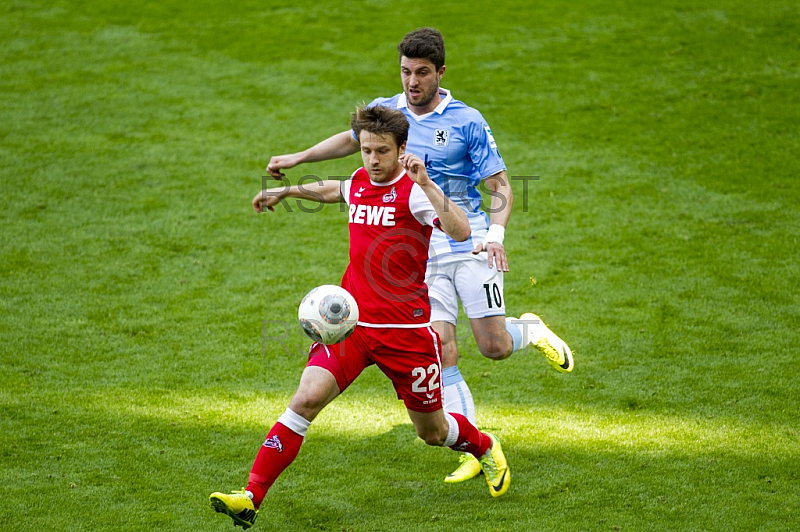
[
  {"x1": 409, "y1": 182, "x2": 443, "y2": 228},
  {"x1": 340, "y1": 170, "x2": 358, "y2": 205},
  {"x1": 466, "y1": 111, "x2": 506, "y2": 180}
]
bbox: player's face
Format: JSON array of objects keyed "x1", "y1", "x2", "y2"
[
  {"x1": 400, "y1": 56, "x2": 445, "y2": 114},
  {"x1": 358, "y1": 131, "x2": 405, "y2": 183}
]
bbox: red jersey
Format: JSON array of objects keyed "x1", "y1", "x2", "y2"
[{"x1": 340, "y1": 167, "x2": 442, "y2": 327}]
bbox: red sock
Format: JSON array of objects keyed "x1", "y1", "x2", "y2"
[
  {"x1": 246, "y1": 422, "x2": 304, "y2": 508},
  {"x1": 447, "y1": 412, "x2": 492, "y2": 458}
]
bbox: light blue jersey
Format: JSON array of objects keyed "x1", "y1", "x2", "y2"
[{"x1": 357, "y1": 89, "x2": 506, "y2": 259}]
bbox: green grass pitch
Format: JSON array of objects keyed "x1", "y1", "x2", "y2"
[{"x1": 1, "y1": 1, "x2": 799, "y2": 530}]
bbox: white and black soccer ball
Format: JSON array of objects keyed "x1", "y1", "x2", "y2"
[{"x1": 298, "y1": 285, "x2": 359, "y2": 345}]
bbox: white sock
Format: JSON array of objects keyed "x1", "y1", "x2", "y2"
[
  {"x1": 507, "y1": 316, "x2": 543, "y2": 352},
  {"x1": 277, "y1": 408, "x2": 311, "y2": 437},
  {"x1": 442, "y1": 412, "x2": 460, "y2": 447},
  {"x1": 441, "y1": 366, "x2": 476, "y2": 425}
]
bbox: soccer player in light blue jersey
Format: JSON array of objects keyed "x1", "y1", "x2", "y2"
[{"x1": 264, "y1": 27, "x2": 574, "y2": 483}]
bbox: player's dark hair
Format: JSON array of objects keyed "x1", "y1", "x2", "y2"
[
  {"x1": 397, "y1": 27, "x2": 445, "y2": 71},
  {"x1": 350, "y1": 105, "x2": 409, "y2": 149}
]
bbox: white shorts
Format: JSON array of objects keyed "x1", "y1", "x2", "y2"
[{"x1": 426, "y1": 254, "x2": 505, "y2": 324}]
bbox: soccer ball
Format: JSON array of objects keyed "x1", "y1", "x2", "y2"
[{"x1": 298, "y1": 285, "x2": 359, "y2": 345}]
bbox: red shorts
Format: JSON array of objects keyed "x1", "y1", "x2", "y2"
[{"x1": 307, "y1": 325, "x2": 443, "y2": 413}]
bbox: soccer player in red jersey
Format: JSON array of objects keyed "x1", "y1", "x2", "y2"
[
  {"x1": 263, "y1": 28, "x2": 573, "y2": 484},
  {"x1": 209, "y1": 106, "x2": 510, "y2": 529}
]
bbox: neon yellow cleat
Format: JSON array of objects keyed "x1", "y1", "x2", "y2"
[
  {"x1": 479, "y1": 433, "x2": 510, "y2": 497},
  {"x1": 444, "y1": 452, "x2": 482, "y2": 483},
  {"x1": 209, "y1": 490, "x2": 258, "y2": 529},
  {"x1": 519, "y1": 313, "x2": 574, "y2": 373}
]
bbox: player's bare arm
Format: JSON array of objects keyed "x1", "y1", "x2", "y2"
[
  {"x1": 253, "y1": 180, "x2": 344, "y2": 212},
  {"x1": 472, "y1": 170, "x2": 512, "y2": 272},
  {"x1": 401, "y1": 153, "x2": 470, "y2": 242},
  {"x1": 266, "y1": 131, "x2": 360, "y2": 179}
]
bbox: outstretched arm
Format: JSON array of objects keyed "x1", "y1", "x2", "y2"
[
  {"x1": 266, "y1": 131, "x2": 360, "y2": 179},
  {"x1": 401, "y1": 154, "x2": 471, "y2": 242},
  {"x1": 253, "y1": 180, "x2": 344, "y2": 213}
]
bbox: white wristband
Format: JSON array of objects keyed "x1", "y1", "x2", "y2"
[{"x1": 483, "y1": 224, "x2": 505, "y2": 247}]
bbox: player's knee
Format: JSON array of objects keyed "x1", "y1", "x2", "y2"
[
  {"x1": 288, "y1": 390, "x2": 327, "y2": 419},
  {"x1": 476, "y1": 336, "x2": 512, "y2": 360}
]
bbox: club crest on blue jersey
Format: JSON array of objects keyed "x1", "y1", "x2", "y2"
[
  {"x1": 434, "y1": 129, "x2": 450, "y2": 147},
  {"x1": 382, "y1": 186, "x2": 397, "y2": 203}
]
